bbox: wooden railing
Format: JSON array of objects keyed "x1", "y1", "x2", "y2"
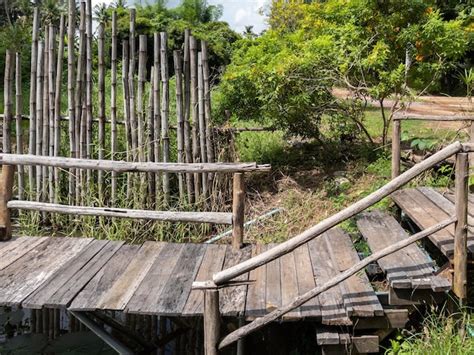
[
  {"x1": 195, "y1": 141, "x2": 472, "y2": 354},
  {"x1": 0, "y1": 153, "x2": 270, "y2": 248},
  {"x1": 391, "y1": 113, "x2": 474, "y2": 179}
]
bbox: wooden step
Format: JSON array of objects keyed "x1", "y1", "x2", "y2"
[
  {"x1": 317, "y1": 327, "x2": 379, "y2": 354},
  {"x1": 356, "y1": 210, "x2": 451, "y2": 294}
]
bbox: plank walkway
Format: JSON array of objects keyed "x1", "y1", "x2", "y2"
[
  {"x1": 392, "y1": 187, "x2": 474, "y2": 258},
  {"x1": 0, "y1": 228, "x2": 383, "y2": 325}
]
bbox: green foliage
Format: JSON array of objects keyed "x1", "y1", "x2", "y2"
[{"x1": 410, "y1": 138, "x2": 438, "y2": 151}]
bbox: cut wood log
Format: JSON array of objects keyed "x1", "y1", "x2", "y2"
[{"x1": 0, "y1": 165, "x2": 14, "y2": 240}]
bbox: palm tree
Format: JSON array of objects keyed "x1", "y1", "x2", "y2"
[
  {"x1": 112, "y1": 0, "x2": 127, "y2": 9},
  {"x1": 94, "y1": 3, "x2": 110, "y2": 24}
]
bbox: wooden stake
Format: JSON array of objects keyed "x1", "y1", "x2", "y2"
[
  {"x1": 15, "y1": 52, "x2": 24, "y2": 200},
  {"x1": 201, "y1": 41, "x2": 214, "y2": 164},
  {"x1": 85, "y1": 0, "x2": 93, "y2": 187},
  {"x1": 160, "y1": 32, "x2": 170, "y2": 206},
  {"x1": 47, "y1": 26, "x2": 55, "y2": 203},
  {"x1": 153, "y1": 33, "x2": 162, "y2": 207},
  {"x1": 67, "y1": 0, "x2": 76, "y2": 204},
  {"x1": 98, "y1": 22, "x2": 106, "y2": 202},
  {"x1": 54, "y1": 15, "x2": 65, "y2": 203},
  {"x1": 110, "y1": 11, "x2": 118, "y2": 205},
  {"x1": 391, "y1": 119, "x2": 401, "y2": 179},
  {"x1": 122, "y1": 40, "x2": 132, "y2": 200},
  {"x1": 203, "y1": 289, "x2": 220, "y2": 355},
  {"x1": 129, "y1": 9, "x2": 138, "y2": 160},
  {"x1": 174, "y1": 50, "x2": 185, "y2": 200},
  {"x1": 183, "y1": 29, "x2": 194, "y2": 203},
  {"x1": 35, "y1": 41, "x2": 44, "y2": 201},
  {"x1": 198, "y1": 53, "x2": 208, "y2": 199},
  {"x1": 147, "y1": 67, "x2": 156, "y2": 206},
  {"x1": 232, "y1": 173, "x2": 245, "y2": 250},
  {"x1": 3, "y1": 50, "x2": 14, "y2": 154},
  {"x1": 453, "y1": 152, "x2": 468, "y2": 302},
  {"x1": 137, "y1": 35, "x2": 147, "y2": 163},
  {"x1": 190, "y1": 36, "x2": 201, "y2": 200},
  {"x1": 0, "y1": 164, "x2": 14, "y2": 241}
]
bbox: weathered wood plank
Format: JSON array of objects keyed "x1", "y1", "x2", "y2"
[
  {"x1": 280, "y1": 251, "x2": 300, "y2": 320},
  {"x1": 69, "y1": 245, "x2": 139, "y2": 311},
  {"x1": 182, "y1": 244, "x2": 227, "y2": 316},
  {"x1": 0, "y1": 236, "x2": 49, "y2": 270},
  {"x1": 220, "y1": 245, "x2": 252, "y2": 316},
  {"x1": 0, "y1": 237, "x2": 92, "y2": 306},
  {"x1": 316, "y1": 327, "x2": 341, "y2": 345},
  {"x1": 265, "y1": 243, "x2": 281, "y2": 313},
  {"x1": 153, "y1": 243, "x2": 207, "y2": 315},
  {"x1": 126, "y1": 243, "x2": 184, "y2": 314},
  {"x1": 245, "y1": 244, "x2": 267, "y2": 318},
  {"x1": 97, "y1": 241, "x2": 166, "y2": 311}
]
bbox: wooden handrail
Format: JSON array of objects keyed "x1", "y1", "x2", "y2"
[
  {"x1": 0, "y1": 154, "x2": 271, "y2": 173},
  {"x1": 217, "y1": 216, "x2": 456, "y2": 349},
  {"x1": 202, "y1": 141, "x2": 462, "y2": 287},
  {"x1": 393, "y1": 113, "x2": 474, "y2": 121}
]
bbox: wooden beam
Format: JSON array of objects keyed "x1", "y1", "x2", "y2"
[
  {"x1": 204, "y1": 289, "x2": 220, "y2": 355},
  {"x1": 0, "y1": 154, "x2": 271, "y2": 174},
  {"x1": 391, "y1": 119, "x2": 401, "y2": 179},
  {"x1": 211, "y1": 142, "x2": 462, "y2": 286},
  {"x1": 0, "y1": 165, "x2": 14, "y2": 241},
  {"x1": 453, "y1": 153, "x2": 468, "y2": 302},
  {"x1": 217, "y1": 217, "x2": 456, "y2": 349},
  {"x1": 7, "y1": 200, "x2": 233, "y2": 225},
  {"x1": 232, "y1": 173, "x2": 245, "y2": 250},
  {"x1": 393, "y1": 113, "x2": 474, "y2": 121}
]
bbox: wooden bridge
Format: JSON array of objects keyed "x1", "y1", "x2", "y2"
[{"x1": 0, "y1": 141, "x2": 472, "y2": 354}]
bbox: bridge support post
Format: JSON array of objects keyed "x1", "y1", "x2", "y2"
[
  {"x1": 453, "y1": 152, "x2": 468, "y2": 303},
  {"x1": 204, "y1": 289, "x2": 220, "y2": 355},
  {"x1": 0, "y1": 164, "x2": 14, "y2": 241},
  {"x1": 391, "y1": 119, "x2": 401, "y2": 179},
  {"x1": 232, "y1": 173, "x2": 245, "y2": 250}
]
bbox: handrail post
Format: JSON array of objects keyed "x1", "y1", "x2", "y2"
[
  {"x1": 391, "y1": 119, "x2": 401, "y2": 179},
  {"x1": 204, "y1": 289, "x2": 220, "y2": 355},
  {"x1": 453, "y1": 152, "x2": 468, "y2": 303},
  {"x1": 0, "y1": 164, "x2": 15, "y2": 241},
  {"x1": 232, "y1": 173, "x2": 245, "y2": 250}
]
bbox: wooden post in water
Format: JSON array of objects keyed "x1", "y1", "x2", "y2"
[
  {"x1": 203, "y1": 289, "x2": 220, "y2": 355},
  {"x1": 232, "y1": 173, "x2": 245, "y2": 250},
  {"x1": 391, "y1": 119, "x2": 401, "y2": 179},
  {"x1": 453, "y1": 152, "x2": 468, "y2": 303},
  {"x1": 0, "y1": 164, "x2": 14, "y2": 241},
  {"x1": 15, "y1": 53, "x2": 24, "y2": 200},
  {"x1": 110, "y1": 12, "x2": 118, "y2": 204}
]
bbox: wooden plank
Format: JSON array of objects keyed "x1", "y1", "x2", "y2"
[
  {"x1": 293, "y1": 243, "x2": 321, "y2": 319},
  {"x1": 97, "y1": 241, "x2": 166, "y2": 311},
  {"x1": 245, "y1": 244, "x2": 267, "y2": 318},
  {"x1": 307, "y1": 235, "x2": 352, "y2": 326},
  {"x1": 392, "y1": 189, "x2": 455, "y2": 257},
  {"x1": 352, "y1": 335, "x2": 379, "y2": 353},
  {"x1": 0, "y1": 236, "x2": 49, "y2": 270},
  {"x1": 0, "y1": 237, "x2": 91, "y2": 306},
  {"x1": 126, "y1": 243, "x2": 184, "y2": 314},
  {"x1": 23, "y1": 239, "x2": 111, "y2": 309},
  {"x1": 152, "y1": 243, "x2": 207, "y2": 315},
  {"x1": 265, "y1": 243, "x2": 281, "y2": 313},
  {"x1": 220, "y1": 245, "x2": 252, "y2": 316},
  {"x1": 324, "y1": 228, "x2": 383, "y2": 317},
  {"x1": 316, "y1": 327, "x2": 340, "y2": 345},
  {"x1": 280, "y1": 251, "x2": 300, "y2": 320},
  {"x1": 182, "y1": 244, "x2": 227, "y2": 316},
  {"x1": 69, "y1": 245, "x2": 139, "y2": 311}
]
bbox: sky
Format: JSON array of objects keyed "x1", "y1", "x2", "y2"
[{"x1": 92, "y1": 0, "x2": 269, "y2": 34}]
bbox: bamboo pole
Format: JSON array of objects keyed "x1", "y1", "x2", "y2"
[
  {"x1": 0, "y1": 165, "x2": 15, "y2": 240},
  {"x1": 110, "y1": 11, "x2": 118, "y2": 205},
  {"x1": 147, "y1": 67, "x2": 156, "y2": 206},
  {"x1": 35, "y1": 41, "x2": 44, "y2": 201},
  {"x1": 67, "y1": 0, "x2": 76, "y2": 204},
  {"x1": 153, "y1": 33, "x2": 161, "y2": 207},
  {"x1": 54, "y1": 15, "x2": 65, "y2": 203},
  {"x1": 198, "y1": 53, "x2": 208, "y2": 199},
  {"x1": 3, "y1": 50, "x2": 14, "y2": 154},
  {"x1": 183, "y1": 29, "x2": 194, "y2": 203},
  {"x1": 15, "y1": 53, "x2": 24, "y2": 200},
  {"x1": 190, "y1": 36, "x2": 201, "y2": 200},
  {"x1": 391, "y1": 120, "x2": 401, "y2": 179},
  {"x1": 47, "y1": 26, "x2": 55, "y2": 203},
  {"x1": 453, "y1": 152, "x2": 468, "y2": 302},
  {"x1": 160, "y1": 32, "x2": 170, "y2": 205},
  {"x1": 201, "y1": 41, "x2": 214, "y2": 164},
  {"x1": 29, "y1": 7, "x2": 40, "y2": 194},
  {"x1": 209, "y1": 141, "x2": 463, "y2": 286},
  {"x1": 232, "y1": 173, "x2": 245, "y2": 250},
  {"x1": 217, "y1": 216, "x2": 457, "y2": 349},
  {"x1": 203, "y1": 290, "x2": 220, "y2": 355},
  {"x1": 174, "y1": 50, "x2": 185, "y2": 200},
  {"x1": 42, "y1": 28, "x2": 50, "y2": 203},
  {"x1": 129, "y1": 9, "x2": 138, "y2": 160},
  {"x1": 122, "y1": 40, "x2": 132, "y2": 200},
  {"x1": 85, "y1": 0, "x2": 93, "y2": 187},
  {"x1": 137, "y1": 35, "x2": 147, "y2": 163},
  {"x1": 98, "y1": 22, "x2": 106, "y2": 201}
]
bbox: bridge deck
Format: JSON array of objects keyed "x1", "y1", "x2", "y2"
[{"x1": 0, "y1": 228, "x2": 384, "y2": 324}]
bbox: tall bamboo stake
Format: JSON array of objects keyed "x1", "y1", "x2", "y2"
[
  {"x1": 189, "y1": 36, "x2": 201, "y2": 201},
  {"x1": 137, "y1": 35, "x2": 147, "y2": 163},
  {"x1": 201, "y1": 41, "x2": 214, "y2": 165},
  {"x1": 35, "y1": 41, "x2": 44, "y2": 200},
  {"x1": 147, "y1": 66, "x2": 156, "y2": 206},
  {"x1": 98, "y1": 22, "x2": 106, "y2": 202},
  {"x1": 111, "y1": 11, "x2": 118, "y2": 205},
  {"x1": 129, "y1": 9, "x2": 138, "y2": 161},
  {"x1": 85, "y1": 0, "x2": 93, "y2": 187},
  {"x1": 183, "y1": 29, "x2": 194, "y2": 203},
  {"x1": 160, "y1": 32, "x2": 170, "y2": 206},
  {"x1": 43, "y1": 28, "x2": 50, "y2": 203},
  {"x1": 174, "y1": 50, "x2": 185, "y2": 200},
  {"x1": 198, "y1": 53, "x2": 208, "y2": 199},
  {"x1": 67, "y1": 0, "x2": 76, "y2": 203},
  {"x1": 29, "y1": 7, "x2": 40, "y2": 195},
  {"x1": 47, "y1": 26, "x2": 56, "y2": 203},
  {"x1": 15, "y1": 52, "x2": 24, "y2": 199},
  {"x1": 54, "y1": 14, "x2": 65, "y2": 203},
  {"x1": 153, "y1": 33, "x2": 162, "y2": 207},
  {"x1": 3, "y1": 50, "x2": 13, "y2": 155},
  {"x1": 122, "y1": 40, "x2": 132, "y2": 200}
]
